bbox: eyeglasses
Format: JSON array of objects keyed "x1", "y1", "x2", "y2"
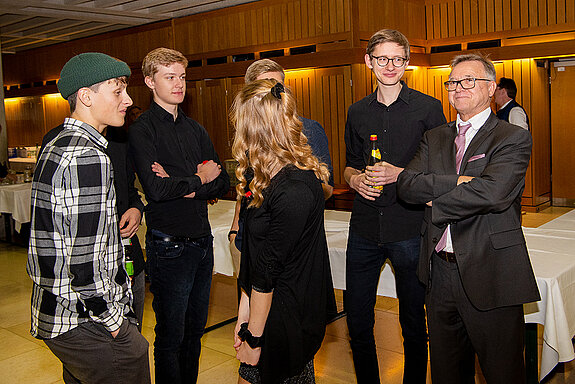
[
  {"x1": 444, "y1": 78, "x2": 492, "y2": 91},
  {"x1": 371, "y1": 55, "x2": 408, "y2": 68}
]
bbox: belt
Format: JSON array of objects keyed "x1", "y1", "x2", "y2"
[
  {"x1": 152, "y1": 233, "x2": 198, "y2": 243},
  {"x1": 436, "y1": 250, "x2": 457, "y2": 263}
]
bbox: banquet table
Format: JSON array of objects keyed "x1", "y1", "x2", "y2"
[
  {"x1": 208, "y1": 199, "x2": 575, "y2": 381},
  {"x1": 0, "y1": 183, "x2": 32, "y2": 237}
]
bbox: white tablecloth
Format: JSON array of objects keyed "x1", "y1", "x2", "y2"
[
  {"x1": 208, "y1": 200, "x2": 399, "y2": 296},
  {"x1": 0, "y1": 183, "x2": 32, "y2": 232},
  {"x1": 208, "y1": 200, "x2": 575, "y2": 380},
  {"x1": 523, "y1": 210, "x2": 575, "y2": 379}
]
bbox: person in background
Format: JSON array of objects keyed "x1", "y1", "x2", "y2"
[
  {"x1": 494, "y1": 77, "x2": 529, "y2": 130},
  {"x1": 343, "y1": 29, "x2": 446, "y2": 383},
  {"x1": 397, "y1": 53, "x2": 540, "y2": 383},
  {"x1": 129, "y1": 47, "x2": 229, "y2": 384},
  {"x1": 127, "y1": 105, "x2": 143, "y2": 125},
  {"x1": 231, "y1": 78, "x2": 335, "y2": 384},
  {"x1": 228, "y1": 58, "x2": 334, "y2": 278},
  {"x1": 41, "y1": 121, "x2": 146, "y2": 331},
  {"x1": 27, "y1": 52, "x2": 150, "y2": 383}
]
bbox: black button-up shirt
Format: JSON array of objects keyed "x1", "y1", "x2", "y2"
[
  {"x1": 344, "y1": 82, "x2": 446, "y2": 243},
  {"x1": 129, "y1": 101, "x2": 230, "y2": 238}
]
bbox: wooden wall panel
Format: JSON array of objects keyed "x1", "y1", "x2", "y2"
[
  {"x1": 3, "y1": 21, "x2": 173, "y2": 87},
  {"x1": 285, "y1": 66, "x2": 353, "y2": 185},
  {"x1": 174, "y1": 0, "x2": 352, "y2": 57},
  {"x1": 550, "y1": 64, "x2": 575, "y2": 206},
  {"x1": 197, "y1": 79, "x2": 230, "y2": 161},
  {"x1": 42, "y1": 95, "x2": 70, "y2": 136},
  {"x1": 312, "y1": 66, "x2": 352, "y2": 185},
  {"x1": 426, "y1": 67, "x2": 456, "y2": 121},
  {"x1": 128, "y1": 84, "x2": 153, "y2": 113},
  {"x1": 285, "y1": 69, "x2": 316, "y2": 119},
  {"x1": 529, "y1": 60, "x2": 551, "y2": 206},
  {"x1": 425, "y1": 0, "x2": 575, "y2": 43},
  {"x1": 358, "y1": 0, "x2": 426, "y2": 42},
  {"x1": 4, "y1": 97, "x2": 44, "y2": 147}
]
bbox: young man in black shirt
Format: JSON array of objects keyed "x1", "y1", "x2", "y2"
[
  {"x1": 129, "y1": 48, "x2": 230, "y2": 384},
  {"x1": 344, "y1": 29, "x2": 446, "y2": 383}
]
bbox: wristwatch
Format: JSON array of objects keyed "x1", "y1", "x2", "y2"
[{"x1": 237, "y1": 322, "x2": 263, "y2": 348}]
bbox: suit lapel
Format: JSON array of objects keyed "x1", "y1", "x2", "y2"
[
  {"x1": 459, "y1": 113, "x2": 498, "y2": 174},
  {"x1": 440, "y1": 121, "x2": 457, "y2": 174}
]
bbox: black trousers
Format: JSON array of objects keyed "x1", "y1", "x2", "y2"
[
  {"x1": 427, "y1": 253, "x2": 526, "y2": 384},
  {"x1": 44, "y1": 319, "x2": 150, "y2": 384}
]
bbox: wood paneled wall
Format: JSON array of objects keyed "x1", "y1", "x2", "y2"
[
  {"x1": 494, "y1": 59, "x2": 551, "y2": 208},
  {"x1": 550, "y1": 63, "x2": 575, "y2": 206},
  {"x1": 2, "y1": 0, "x2": 562, "y2": 208},
  {"x1": 175, "y1": 0, "x2": 353, "y2": 58},
  {"x1": 3, "y1": 21, "x2": 173, "y2": 87},
  {"x1": 425, "y1": 0, "x2": 575, "y2": 43},
  {"x1": 357, "y1": 0, "x2": 427, "y2": 43},
  {"x1": 4, "y1": 94, "x2": 69, "y2": 147}
]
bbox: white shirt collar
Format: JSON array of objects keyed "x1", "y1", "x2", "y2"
[{"x1": 456, "y1": 107, "x2": 492, "y2": 133}]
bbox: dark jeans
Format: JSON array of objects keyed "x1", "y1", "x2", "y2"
[
  {"x1": 44, "y1": 320, "x2": 150, "y2": 384},
  {"x1": 131, "y1": 270, "x2": 146, "y2": 332},
  {"x1": 146, "y1": 229, "x2": 214, "y2": 384},
  {"x1": 345, "y1": 231, "x2": 428, "y2": 384}
]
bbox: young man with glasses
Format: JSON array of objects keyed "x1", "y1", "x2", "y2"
[
  {"x1": 343, "y1": 29, "x2": 446, "y2": 383},
  {"x1": 398, "y1": 54, "x2": 539, "y2": 383}
]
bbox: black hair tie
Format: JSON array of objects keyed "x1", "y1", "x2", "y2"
[{"x1": 271, "y1": 82, "x2": 284, "y2": 99}]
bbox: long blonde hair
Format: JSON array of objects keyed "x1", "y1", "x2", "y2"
[{"x1": 230, "y1": 79, "x2": 330, "y2": 208}]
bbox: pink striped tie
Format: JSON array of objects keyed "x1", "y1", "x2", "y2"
[{"x1": 435, "y1": 122, "x2": 472, "y2": 252}]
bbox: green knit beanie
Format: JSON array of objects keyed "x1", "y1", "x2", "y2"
[{"x1": 57, "y1": 52, "x2": 131, "y2": 99}]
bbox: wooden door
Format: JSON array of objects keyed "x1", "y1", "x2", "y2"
[{"x1": 550, "y1": 62, "x2": 575, "y2": 207}]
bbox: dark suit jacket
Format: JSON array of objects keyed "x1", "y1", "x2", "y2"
[
  {"x1": 41, "y1": 125, "x2": 146, "y2": 275},
  {"x1": 397, "y1": 113, "x2": 540, "y2": 311}
]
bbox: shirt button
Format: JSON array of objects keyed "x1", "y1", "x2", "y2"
[{"x1": 379, "y1": 211, "x2": 384, "y2": 216}]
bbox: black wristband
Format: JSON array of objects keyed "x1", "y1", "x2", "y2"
[
  {"x1": 237, "y1": 322, "x2": 263, "y2": 348},
  {"x1": 228, "y1": 230, "x2": 238, "y2": 241}
]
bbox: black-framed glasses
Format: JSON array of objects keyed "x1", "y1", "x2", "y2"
[
  {"x1": 444, "y1": 77, "x2": 492, "y2": 91},
  {"x1": 371, "y1": 55, "x2": 408, "y2": 68}
]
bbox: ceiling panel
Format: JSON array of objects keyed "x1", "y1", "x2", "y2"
[{"x1": 0, "y1": 0, "x2": 257, "y2": 53}]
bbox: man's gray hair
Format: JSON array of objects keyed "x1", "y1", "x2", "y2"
[{"x1": 450, "y1": 53, "x2": 496, "y2": 81}]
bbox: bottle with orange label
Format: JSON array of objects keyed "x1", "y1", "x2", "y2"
[{"x1": 367, "y1": 134, "x2": 383, "y2": 190}]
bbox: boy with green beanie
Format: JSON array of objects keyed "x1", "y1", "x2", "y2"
[{"x1": 27, "y1": 52, "x2": 151, "y2": 384}]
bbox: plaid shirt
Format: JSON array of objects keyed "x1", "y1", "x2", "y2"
[{"x1": 27, "y1": 118, "x2": 133, "y2": 339}]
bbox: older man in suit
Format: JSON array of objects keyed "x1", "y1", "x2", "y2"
[{"x1": 397, "y1": 53, "x2": 540, "y2": 384}]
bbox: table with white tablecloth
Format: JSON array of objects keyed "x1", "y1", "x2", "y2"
[
  {"x1": 208, "y1": 199, "x2": 575, "y2": 381},
  {"x1": 0, "y1": 183, "x2": 32, "y2": 233}
]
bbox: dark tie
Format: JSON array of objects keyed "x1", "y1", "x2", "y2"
[{"x1": 435, "y1": 122, "x2": 472, "y2": 252}]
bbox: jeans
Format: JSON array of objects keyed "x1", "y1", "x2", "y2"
[
  {"x1": 345, "y1": 230, "x2": 427, "y2": 384},
  {"x1": 131, "y1": 270, "x2": 146, "y2": 332},
  {"x1": 146, "y1": 229, "x2": 214, "y2": 384}
]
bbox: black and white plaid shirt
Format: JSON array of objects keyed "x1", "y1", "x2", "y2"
[{"x1": 27, "y1": 118, "x2": 133, "y2": 339}]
